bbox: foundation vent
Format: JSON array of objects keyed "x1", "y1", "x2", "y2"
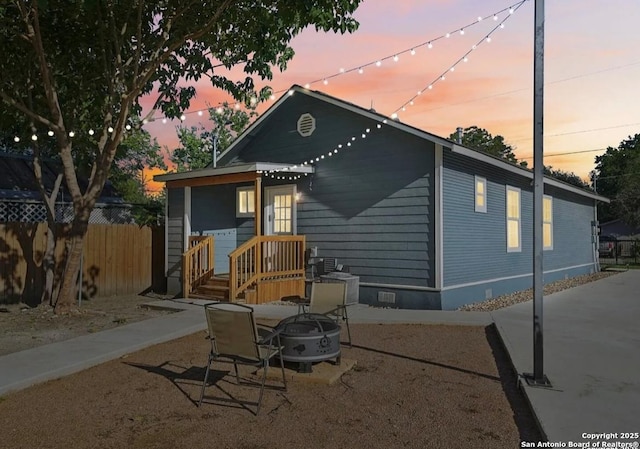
[
  {"x1": 297, "y1": 113, "x2": 316, "y2": 137},
  {"x1": 378, "y1": 291, "x2": 396, "y2": 304}
]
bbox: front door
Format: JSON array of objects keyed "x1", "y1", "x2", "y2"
[{"x1": 264, "y1": 185, "x2": 296, "y2": 235}]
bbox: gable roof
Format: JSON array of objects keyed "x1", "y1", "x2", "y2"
[
  {"x1": 0, "y1": 152, "x2": 121, "y2": 201},
  {"x1": 175, "y1": 85, "x2": 608, "y2": 203}
]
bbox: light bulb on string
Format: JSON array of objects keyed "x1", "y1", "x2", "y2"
[
  {"x1": 162, "y1": 119, "x2": 167, "y2": 124},
  {"x1": 14, "y1": 136, "x2": 19, "y2": 142},
  {"x1": 410, "y1": 49, "x2": 416, "y2": 56},
  {"x1": 68, "y1": 131, "x2": 75, "y2": 137},
  {"x1": 477, "y1": 16, "x2": 483, "y2": 21},
  {"x1": 198, "y1": 111, "x2": 203, "y2": 116},
  {"x1": 375, "y1": 60, "x2": 382, "y2": 67},
  {"x1": 445, "y1": 33, "x2": 450, "y2": 38},
  {"x1": 142, "y1": 119, "x2": 148, "y2": 125},
  {"x1": 450, "y1": 66, "x2": 455, "y2": 72},
  {"x1": 486, "y1": 37, "x2": 492, "y2": 43},
  {"x1": 339, "y1": 68, "x2": 345, "y2": 73},
  {"x1": 89, "y1": 129, "x2": 95, "y2": 136},
  {"x1": 323, "y1": 79, "x2": 328, "y2": 85},
  {"x1": 428, "y1": 85, "x2": 433, "y2": 90},
  {"x1": 126, "y1": 124, "x2": 132, "y2": 130},
  {"x1": 493, "y1": 15, "x2": 498, "y2": 20},
  {"x1": 47, "y1": 130, "x2": 54, "y2": 137},
  {"x1": 304, "y1": 83, "x2": 310, "y2": 88},
  {"x1": 31, "y1": 134, "x2": 37, "y2": 141},
  {"x1": 428, "y1": 42, "x2": 433, "y2": 49},
  {"x1": 500, "y1": 23, "x2": 505, "y2": 29},
  {"x1": 460, "y1": 29, "x2": 465, "y2": 35},
  {"x1": 108, "y1": 126, "x2": 114, "y2": 133},
  {"x1": 393, "y1": 55, "x2": 399, "y2": 62},
  {"x1": 463, "y1": 56, "x2": 469, "y2": 62}
]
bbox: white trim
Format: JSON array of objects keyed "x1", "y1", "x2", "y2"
[
  {"x1": 441, "y1": 263, "x2": 596, "y2": 291},
  {"x1": 452, "y1": 143, "x2": 609, "y2": 203},
  {"x1": 154, "y1": 162, "x2": 313, "y2": 182},
  {"x1": 264, "y1": 184, "x2": 297, "y2": 235},
  {"x1": 164, "y1": 191, "x2": 169, "y2": 276},
  {"x1": 474, "y1": 175, "x2": 487, "y2": 213},
  {"x1": 236, "y1": 185, "x2": 255, "y2": 217},
  {"x1": 506, "y1": 185, "x2": 521, "y2": 253},
  {"x1": 359, "y1": 282, "x2": 440, "y2": 292},
  {"x1": 183, "y1": 186, "x2": 191, "y2": 252},
  {"x1": 543, "y1": 195, "x2": 553, "y2": 250},
  {"x1": 434, "y1": 144, "x2": 444, "y2": 290},
  {"x1": 217, "y1": 85, "x2": 453, "y2": 165}
]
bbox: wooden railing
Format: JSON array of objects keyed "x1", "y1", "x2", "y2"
[
  {"x1": 182, "y1": 235, "x2": 214, "y2": 298},
  {"x1": 229, "y1": 235, "x2": 305, "y2": 301}
]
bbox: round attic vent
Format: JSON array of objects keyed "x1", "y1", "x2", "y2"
[{"x1": 297, "y1": 113, "x2": 316, "y2": 137}]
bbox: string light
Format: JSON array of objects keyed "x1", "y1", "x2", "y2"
[
  {"x1": 11, "y1": 0, "x2": 529, "y2": 143},
  {"x1": 390, "y1": 0, "x2": 526, "y2": 116}
]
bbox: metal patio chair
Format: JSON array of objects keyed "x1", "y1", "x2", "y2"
[
  {"x1": 299, "y1": 282, "x2": 352, "y2": 347},
  {"x1": 199, "y1": 302, "x2": 287, "y2": 414}
]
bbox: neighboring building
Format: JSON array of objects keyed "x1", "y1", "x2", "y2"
[
  {"x1": 154, "y1": 85, "x2": 608, "y2": 310},
  {"x1": 0, "y1": 152, "x2": 131, "y2": 224},
  {"x1": 600, "y1": 219, "x2": 640, "y2": 239}
]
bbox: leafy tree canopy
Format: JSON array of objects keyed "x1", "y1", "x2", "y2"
[
  {"x1": 450, "y1": 126, "x2": 522, "y2": 165},
  {"x1": 594, "y1": 134, "x2": 640, "y2": 225},
  {"x1": 0, "y1": 0, "x2": 363, "y2": 312},
  {"x1": 543, "y1": 166, "x2": 588, "y2": 189},
  {"x1": 170, "y1": 102, "x2": 257, "y2": 172}
]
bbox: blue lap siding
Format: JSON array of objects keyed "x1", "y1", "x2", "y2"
[{"x1": 441, "y1": 151, "x2": 597, "y2": 309}]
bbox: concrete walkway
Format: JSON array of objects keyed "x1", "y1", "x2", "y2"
[
  {"x1": 0, "y1": 270, "x2": 638, "y2": 445},
  {"x1": 492, "y1": 270, "x2": 640, "y2": 444}
]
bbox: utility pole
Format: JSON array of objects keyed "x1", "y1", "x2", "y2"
[{"x1": 524, "y1": 0, "x2": 552, "y2": 388}]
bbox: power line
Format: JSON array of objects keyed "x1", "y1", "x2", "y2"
[{"x1": 519, "y1": 147, "x2": 607, "y2": 160}]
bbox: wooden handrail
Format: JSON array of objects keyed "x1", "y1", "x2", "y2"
[
  {"x1": 229, "y1": 235, "x2": 305, "y2": 301},
  {"x1": 182, "y1": 235, "x2": 215, "y2": 298}
]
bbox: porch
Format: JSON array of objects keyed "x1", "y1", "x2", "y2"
[
  {"x1": 183, "y1": 234, "x2": 306, "y2": 304},
  {"x1": 155, "y1": 162, "x2": 314, "y2": 304}
]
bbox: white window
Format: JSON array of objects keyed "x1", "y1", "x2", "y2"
[
  {"x1": 475, "y1": 176, "x2": 487, "y2": 213},
  {"x1": 236, "y1": 186, "x2": 255, "y2": 217},
  {"x1": 506, "y1": 186, "x2": 521, "y2": 252},
  {"x1": 543, "y1": 195, "x2": 553, "y2": 250},
  {"x1": 273, "y1": 193, "x2": 292, "y2": 233}
]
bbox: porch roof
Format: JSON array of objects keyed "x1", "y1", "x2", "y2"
[{"x1": 153, "y1": 161, "x2": 314, "y2": 183}]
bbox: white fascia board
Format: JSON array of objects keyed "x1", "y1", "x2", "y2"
[
  {"x1": 153, "y1": 162, "x2": 314, "y2": 182},
  {"x1": 451, "y1": 144, "x2": 609, "y2": 203}
]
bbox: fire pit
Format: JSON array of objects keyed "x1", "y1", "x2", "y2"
[{"x1": 275, "y1": 313, "x2": 341, "y2": 373}]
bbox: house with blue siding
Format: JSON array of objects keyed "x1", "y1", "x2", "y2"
[{"x1": 154, "y1": 85, "x2": 608, "y2": 310}]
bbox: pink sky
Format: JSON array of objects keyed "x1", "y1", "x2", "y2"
[{"x1": 143, "y1": 0, "x2": 640, "y2": 189}]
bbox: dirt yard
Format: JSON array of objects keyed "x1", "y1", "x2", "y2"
[
  {"x1": 0, "y1": 294, "x2": 172, "y2": 356},
  {"x1": 0, "y1": 322, "x2": 542, "y2": 449}
]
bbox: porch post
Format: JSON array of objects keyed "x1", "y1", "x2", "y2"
[{"x1": 255, "y1": 175, "x2": 262, "y2": 237}]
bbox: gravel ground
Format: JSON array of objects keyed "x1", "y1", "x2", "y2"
[{"x1": 457, "y1": 271, "x2": 618, "y2": 311}]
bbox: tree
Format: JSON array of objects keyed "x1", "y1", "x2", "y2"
[
  {"x1": 0, "y1": 1, "x2": 362, "y2": 313},
  {"x1": 543, "y1": 166, "x2": 588, "y2": 189},
  {"x1": 594, "y1": 134, "x2": 640, "y2": 225},
  {"x1": 450, "y1": 126, "x2": 524, "y2": 166},
  {"x1": 170, "y1": 102, "x2": 257, "y2": 172}
]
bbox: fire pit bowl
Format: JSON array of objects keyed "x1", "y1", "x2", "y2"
[{"x1": 275, "y1": 313, "x2": 341, "y2": 373}]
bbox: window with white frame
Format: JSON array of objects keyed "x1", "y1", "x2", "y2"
[
  {"x1": 236, "y1": 186, "x2": 255, "y2": 217},
  {"x1": 543, "y1": 195, "x2": 553, "y2": 250},
  {"x1": 475, "y1": 176, "x2": 487, "y2": 213},
  {"x1": 506, "y1": 186, "x2": 521, "y2": 252}
]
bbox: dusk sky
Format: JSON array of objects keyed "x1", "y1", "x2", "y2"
[{"x1": 143, "y1": 0, "x2": 640, "y2": 187}]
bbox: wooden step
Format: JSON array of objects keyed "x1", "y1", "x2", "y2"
[
  {"x1": 196, "y1": 284, "x2": 229, "y2": 300},
  {"x1": 205, "y1": 276, "x2": 230, "y2": 288}
]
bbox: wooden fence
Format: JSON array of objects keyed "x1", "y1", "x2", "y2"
[{"x1": 0, "y1": 223, "x2": 165, "y2": 305}]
